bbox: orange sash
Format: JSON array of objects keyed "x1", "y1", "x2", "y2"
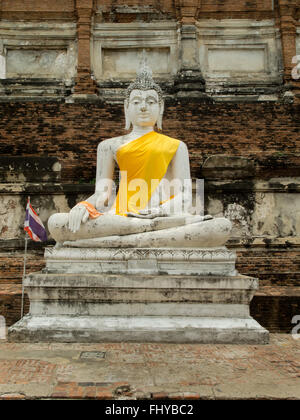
[{"x1": 78, "y1": 201, "x2": 103, "y2": 219}]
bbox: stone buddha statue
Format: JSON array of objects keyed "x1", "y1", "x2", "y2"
[{"x1": 48, "y1": 63, "x2": 231, "y2": 248}]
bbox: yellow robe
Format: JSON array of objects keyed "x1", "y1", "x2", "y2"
[
  {"x1": 81, "y1": 131, "x2": 180, "y2": 218},
  {"x1": 116, "y1": 131, "x2": 180, "y2": 215}
]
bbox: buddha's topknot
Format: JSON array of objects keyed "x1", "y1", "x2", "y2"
[{"x1": 125, "y1": 56, "x2": 163, "y2": 103}]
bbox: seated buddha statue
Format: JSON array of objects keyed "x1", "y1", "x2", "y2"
[{"x1": 48, "y1": 63, "x2": 231, "y2": 248}]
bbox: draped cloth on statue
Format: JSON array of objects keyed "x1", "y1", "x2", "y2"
[
  {"x1": 80, "y1": 131, "x2": 180, "y2": 218},
  {"x1": 116, "y1": 131, "x2": 180, "y2": 215}
]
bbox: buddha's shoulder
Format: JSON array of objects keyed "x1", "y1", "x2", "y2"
[
  {"x1": 157, "y1": 133, "x2": 186, "y2": 148},
  {"x1": 97, "y1": 136, "x2": 125, "y2": 150}
]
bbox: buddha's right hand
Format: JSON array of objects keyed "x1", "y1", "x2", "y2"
[
  {"x1": 95, "y1": 192, "x2": 110, "y2": 211},
  {"x1": 68, "y1": 204, "x2": 89, "y2": 233}
]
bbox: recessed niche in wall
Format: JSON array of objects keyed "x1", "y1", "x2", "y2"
[
  {"x1": 198, "y1": 20, "x2": 281, "y2": 83},
  {"x1": 207, "y1": 46, "x2": 267, "y2": 74},
  {"x1": 6, "y1": 49, "x2": 68, "y2": 78},
  {"x1": 92, "y1": 22, "x2": 178, "y2": 82},
  {"x1": 101, "y1": 47, "x2": 170, "y2": 79}
]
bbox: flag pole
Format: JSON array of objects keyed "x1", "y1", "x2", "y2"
[
  {"x1": 21, "y1": 196, "x2": 30, "y2": 319},
  {"x1": 21, "y1": 234, "x2": 28, "y2": 319}
]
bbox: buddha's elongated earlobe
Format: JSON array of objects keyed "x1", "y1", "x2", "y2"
[
  {"x1": 157, "y1": 115, "x2": 162, "y2": 131},
  {"x1": 124, "y1": 101, "x2": 131, "y2": 131},
  {"x1": 157, "y1": 101, "x2": 164, "y2": 130}
]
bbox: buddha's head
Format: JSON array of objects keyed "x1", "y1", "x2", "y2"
[{"x1": 124, "y1": 63, "x2": 164, "y2": 131}]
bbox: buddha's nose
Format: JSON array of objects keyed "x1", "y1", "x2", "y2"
[{"x1": 140, "y1": 100, "x2": 147, "y2": 111}]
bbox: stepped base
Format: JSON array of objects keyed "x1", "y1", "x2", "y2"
[
  {"x1": 2, "y1": 283, "x2": 298, "y2": 333},
  {"x1": 7, "y1": 269, "x2": 269, "y2": 344},
  {"x1": 8, "y1": 315, "x2": 268, "y2": 344},
  {"x1": 8, "y1": 246, "x2": 269, "y2": 344}
]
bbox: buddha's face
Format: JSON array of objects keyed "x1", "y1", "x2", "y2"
[{"x1": 126, "y1": 89, "x2": 162, "y2": 128}]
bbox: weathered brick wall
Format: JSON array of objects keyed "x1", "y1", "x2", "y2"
[
  {"x1": 0, "y1": 0, "x2": 297, "y2": 22},
  {"x1": 0, "y1": 252, "x2": 45, "y2": 285},
  {"x1": 236, "y1": 250, "x2": 300, "y2": 287},
  {"x1": 199, "y1": 0, "x2": 275, "y2": 19},
  {"x1": 0, "y1": 0, "x2": 75, "y2": 20},
  {"x1": 201, "y1": 0, "x2": 274, "y2": 10},
  {"x1": 0, "y1": 101, "x2": 299, "y2": 182},
  {"x1": 97, "y1": 0, "x2": 177, "y2": 21},
  {"x1": 0, "y1": 0, "x2": 276, "y2": 20},
  {"x1": 0, "y1": 283, "x2": 29, "y2": 326}
]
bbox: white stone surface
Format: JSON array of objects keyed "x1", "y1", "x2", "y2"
[
  {"x1": 61, "y1": 217, "x2": 232, "y2": 249},
  {"x1": 293, "y1": 26, "x2": 300, "y2": 80},
  {"x1": 102, "y1": 47, "x2": 170, "y2": 79},
  {"x1": 0, "y1": 54, "x2": 5, "y2": 79},
  {"x1": 0, "y1": 21, "x2": 77, "y2": 81},
  {"x1": 30, "y1": 302, "x2": 250, "y2": 318},
  {"x1": 25, "y1": 271, "x2": 257, "y2": 290},
  {"x1": 224, "y1": 203, "x2": 251, "y2": 237},
  {"x1": 6, "y1": 49, "x2": 69, "y2": 78},
  {"x1": 8, "y1": 261, "x2": 268, "y2": 344},
  {"x1": 0, "y1": 195, "x2": 23, "y2": 240},
  {"x1": 8, "y1": 315, "x2": 269, "y2": 344},
  {"x1": 207, "y1": 47, "x2": 265, "y2": 73},
  {"x1": 45, "y1": 246, "x2": 237, "y2": 275},
  {"x1": 252, "y1": 189, "x2": 300, "y2": 237},
  {"x1": 180, "y1": 24, "x2": 199, "y2": 71}
]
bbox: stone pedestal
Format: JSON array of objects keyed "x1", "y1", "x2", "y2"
[
  {"x1": 44, "y1": 246, "x2": 237, "y2": 276},
  {"x1": 8, "y1": 247, "x2": 269, "y2": 344}
]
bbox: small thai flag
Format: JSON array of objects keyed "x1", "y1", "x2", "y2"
[{"x1": 24, "y1": 198, "x2": 47, "y2": 242}]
